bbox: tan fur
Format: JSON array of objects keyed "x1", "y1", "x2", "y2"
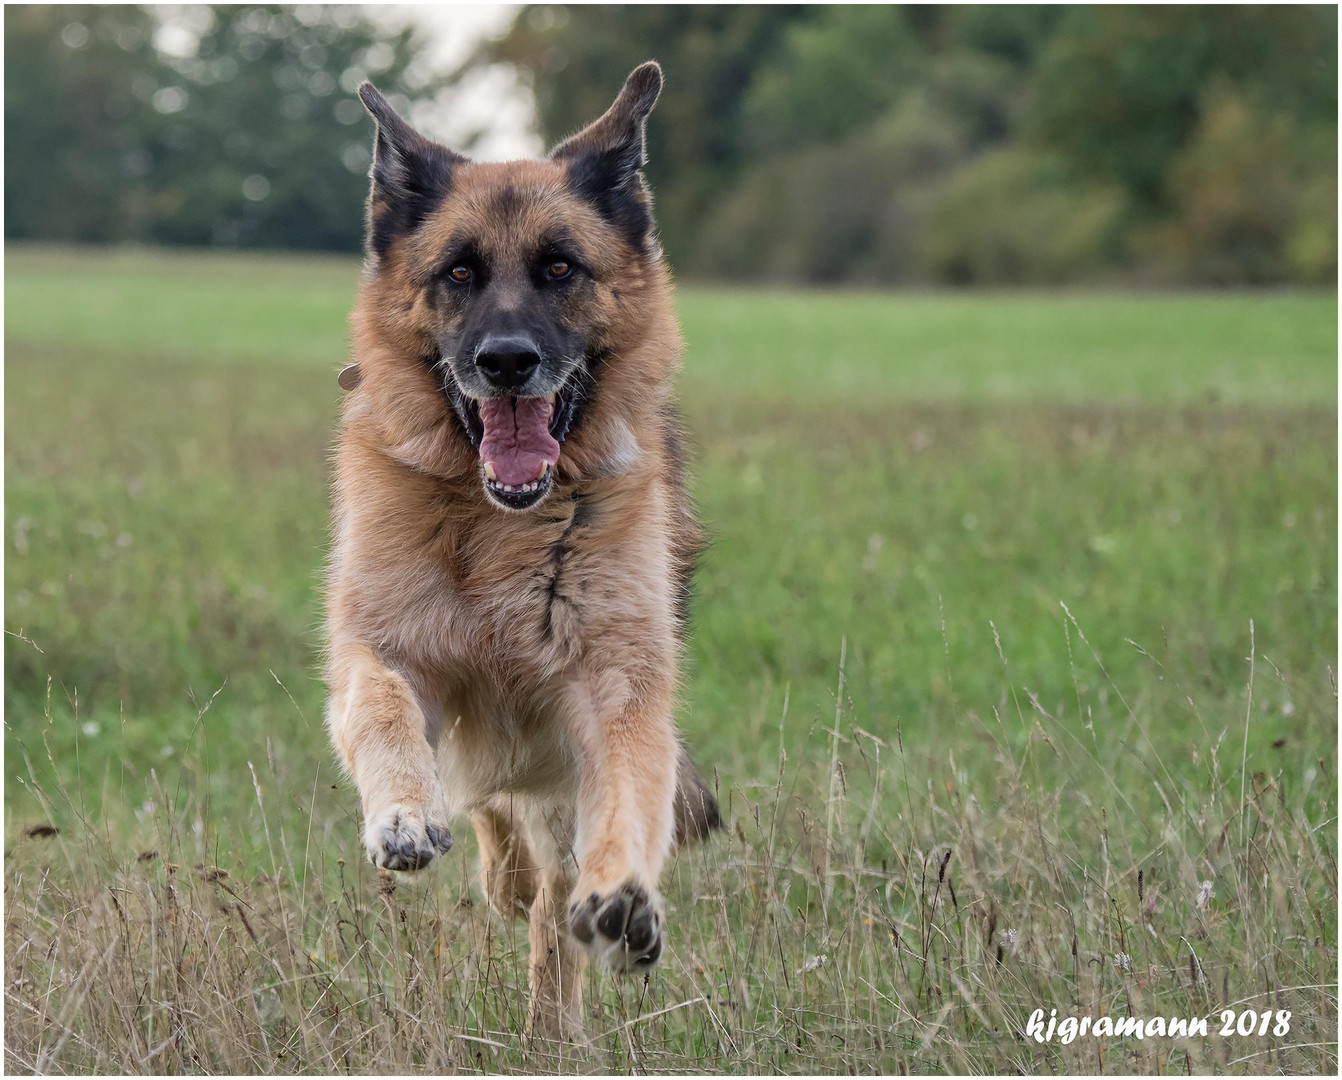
[
  {"x1": 471, "y1": 799, "x2": 538, "y2": 920},
  {"x1": 324, "y1": 67, "x2": 715, "y2": 1040}
]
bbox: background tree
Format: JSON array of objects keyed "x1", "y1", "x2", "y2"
[
  {"x1": 4, "y1": 4, "x2": 434, "y2": 252},
  {"x1": 491, "y1": 3, "x2": 1336, "y2": 286},
  {"x1": 5, "y1": 4, "x2": 1336, "y2": 285},
  {"x1": 486, "y1": 5, "x2": 815, "y2": 268},
  {"x1": 5, "y1": 5, "x2": 169, "y2": 242},
  {"x1": 147, "y1": 5, "x2": 431, "y2": 250}
]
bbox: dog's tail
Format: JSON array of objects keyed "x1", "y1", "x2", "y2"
[{"x1": 673, "y1": 747, "x2": 723, "y2": 846}]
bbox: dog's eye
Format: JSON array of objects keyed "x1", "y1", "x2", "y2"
[
  {"x1": 448, "y1": 266, "x2": 472, "y2": 284},
  {"x1": 546, "y1": 260, "x2": 571, "y2": 280}
]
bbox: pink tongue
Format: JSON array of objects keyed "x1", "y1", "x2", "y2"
[{"x1": 478, "y1": 397, "x2": 560, "y2": 485}]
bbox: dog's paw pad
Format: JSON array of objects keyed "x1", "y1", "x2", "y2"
[
  {"x1": 569, "y1": 880, "x2": 663, "y2": 972},
  {"x1": 425, "y1": 823, "x2": 454, "y2": 853},
  {"x1": 364, "y1": 806, "x2": 452, "y2": 872}
]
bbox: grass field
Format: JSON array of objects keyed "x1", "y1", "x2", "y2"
[{"x1": 4, "y1": 245, "x2": 1337, "y2": 1073}]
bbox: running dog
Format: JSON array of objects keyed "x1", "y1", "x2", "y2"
[{"x1": 325, "y1": 61, "x2": 720, "y2": 1039}]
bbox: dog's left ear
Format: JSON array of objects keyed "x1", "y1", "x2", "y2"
[{"x1": 551, "y1": 61, "x2": 663, "y2": 247}]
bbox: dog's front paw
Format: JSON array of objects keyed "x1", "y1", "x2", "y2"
[
  {"x1": 568, "y1": 880, "x2": 663, "y2": 972},
  {"x1": 363, "y1": 803, "x2": 453, "y2": 872}
]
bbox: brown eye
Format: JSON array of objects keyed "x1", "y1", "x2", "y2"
[
  {"x1": 448, "y1": 265, "x2": 472, "y2": 283},
  {"x1": 547, "y1": 260, "x2": 571, "y2": 280}
]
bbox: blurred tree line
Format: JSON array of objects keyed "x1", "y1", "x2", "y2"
[
  {"x1": 5, "y1": 4, "x2": 429, "y2": 250},
  {"x1": 494, "y1": 4, "x2": 1337, "y2": 285},
  {"x1": 5, "y1": 4, "x2": 1336, "y2": 285}
]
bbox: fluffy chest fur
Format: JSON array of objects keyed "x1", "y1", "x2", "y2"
[{"x1": 327, "y1": 423, "x2": 677, "y2": 800}]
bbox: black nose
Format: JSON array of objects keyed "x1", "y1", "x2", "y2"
[{"x1": 475, "y1": 336, "x2": 541, "y2": 390}]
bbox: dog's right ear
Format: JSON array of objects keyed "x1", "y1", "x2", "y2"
[{"x1": 358, "y1": 83, "x2": 465, "y2": 258}]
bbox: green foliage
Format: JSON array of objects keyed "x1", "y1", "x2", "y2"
[
  {"x1": 921, "y1": 148, "x2": 1124, "y2": 284},
  {"x1": 3, "y1": 4, "x2": 1336, "y2": 283},
  {"x1": 4, "y1": 4, "x2": 428, "y2": 251},
  {"x1": 742, "y1": 6, "x2": 920, "y2": 149},
  {"x1": 1031, "y1": 6, "x2": 1337, "y2": 209},
  {"x1": 4, "y1": 5, "x2": 166, "y2": 242},
  {"x1": 1287, "y1": 165, "x2": 1340, "y2": 284},
  {"x1": 496, "y1": 4, "x2": 1337, "y2": 285},
  {"x1": 1147, "y1": 86, "x2": 1338, "y2": 285},
  {"x1": 149, "y1": 6, "x2": 428, "y2": 250},
  {"x1": 939, "y1": 4, "x2": 1066, "y2": 69},
  {"x1": 693, "y1": 91, "x2": 968, "y2": 282},
  {"x1": 491, "y1": 5, "x2": 812, "y2": 269}
]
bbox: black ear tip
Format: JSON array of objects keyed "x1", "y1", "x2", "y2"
[
  {"x1": 358, "y1": 81, "x2": 390, "y2": 119},
  {"x1": 624, "y1": 60, "x2": 663, "y2": 111},
  {"x1": 630, "y1": 59, "x2": 663, "y2": 84}
]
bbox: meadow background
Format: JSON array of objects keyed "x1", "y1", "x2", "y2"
[{"x1": 4, "y1": 4, "x2": 1339, "y2": 1076}]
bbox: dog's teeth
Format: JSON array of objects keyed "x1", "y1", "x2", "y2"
[
  {"x1": 487, "y1": 472, "x2": 549, "y2": 498},
  {"x1": 547, "y1": 393, "x2": 557, "y2": 406}
]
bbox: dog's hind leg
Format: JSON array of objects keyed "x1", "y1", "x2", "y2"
[
  {"x1": 472, "y1": 798, "x2": 538, "y2": 920},
  {"x1": 326, "y1": 643, "x2": 452, "y2": 871},
  {"x1": 673, "y1": 747, "x2": 724, "y2": 847},
  {"x1": 522, "y1": 804, "x2": 586, "y2": 1041}
]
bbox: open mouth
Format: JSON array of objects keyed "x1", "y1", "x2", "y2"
[{"x1": 453, "y1": 385, "x2": 582, "y2": 511}]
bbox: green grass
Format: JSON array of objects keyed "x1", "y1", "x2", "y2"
[
  {"x1": 5, "y1": 244, "x2": 1337, "y2": 1073},
  {"x1": 6, "y1": 245, "x2": 1337, "y2": 402}
]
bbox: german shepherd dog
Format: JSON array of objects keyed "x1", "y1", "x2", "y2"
[{"x1": 324, "y1": 62, "x2": 720, "y2": 1039}]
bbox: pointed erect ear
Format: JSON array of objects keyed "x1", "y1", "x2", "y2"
[
  {"x1": 551, "y1": 61, "x2": 663, "y2": 247},
  {"x1": 358, "y1": 82, "x2": 466, "y2": 258}
]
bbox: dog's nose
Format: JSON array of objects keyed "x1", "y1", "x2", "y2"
[{"x1": 475, "y1": 336, "x2": 541, "y2": 390}]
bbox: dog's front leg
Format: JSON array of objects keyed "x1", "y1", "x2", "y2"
[
  {"x1": 565, "y1": 676, "x2": 679, "y2": 973},
  {"x1": 326, "y1": 643, "x2": 452, "y2": 871}
]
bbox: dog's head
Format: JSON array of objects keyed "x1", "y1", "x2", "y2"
[{"x1": 354, "y1": 62, "x2": 665, "y2": 512}]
